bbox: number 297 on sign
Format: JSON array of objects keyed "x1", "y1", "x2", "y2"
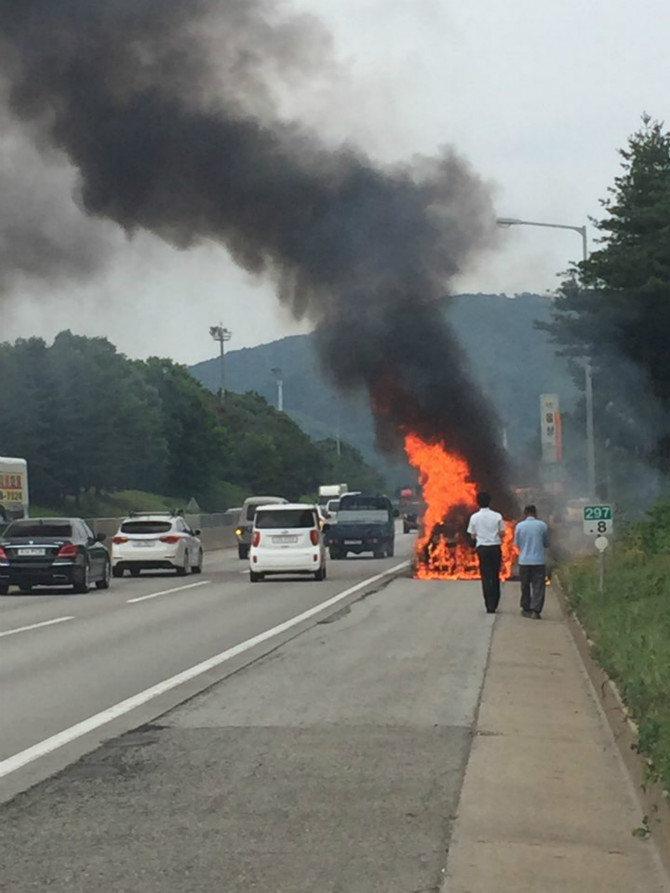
[{"x1": 583, "y1": 504, "x2": 613, "y2": 535}]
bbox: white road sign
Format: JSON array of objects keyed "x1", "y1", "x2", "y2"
[{"x1": 583, "y1": 504, "x2": 613, "y2": 535}]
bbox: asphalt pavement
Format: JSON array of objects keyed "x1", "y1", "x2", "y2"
[
  {"x1": 2, "y1": 542, "x2": 669, "y2": 891},
  {"x1": 0, "y1": 556, "x2": 493, "y2": 892},
  {"x1": 0, "y1": 535, "x2": 411, "y2": 803}
]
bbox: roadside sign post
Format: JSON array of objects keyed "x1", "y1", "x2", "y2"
[
  {"x1": 584, "y1": 506, "x2": 614, "y2": 594},
  {"x1": 594, "y1": 535, "x2": 609, "y2": 594}
]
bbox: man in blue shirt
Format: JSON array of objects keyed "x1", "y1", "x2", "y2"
[{"x1": 514, "y1": 505, "x2": 550, "y2": 619}]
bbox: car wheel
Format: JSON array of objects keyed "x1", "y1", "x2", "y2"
[
  {"x1": 403, "y1": 522, "x2": 410, "y2": 534},
  {"x1": 387, "y1": 541, "x2": 395, "y2": 558},
  {"x1": 373, "y1": 549, "x2": 384, "y2": 559},
  {"x1": 19, "y1": 585, "x2": 33, "y2": 594},
  {"x1": 191, "y1": 550, "x2": 203, "y2": 574},
  {"x1": 176, "y1": 552, "x2": 189, "y2": 576},
  {"x1": 249, "y1": 570, "x2": 264, "y2": 583},
  {"x1": 112, "y1": 566, "x2": 124, "y2": 578},
  {"x1": 96, "y1": 559, "x2": 111, "y2": 590},
  {"x1": 130, "y1": 567, "x2": 141, "y2": 577},
  {"x1": 73, "y1": 564, "x2": 90, "y2": 594},
  {"x1": 329, "y1": 547, "x2": 342, "y2": 560},
  {"x1": 0, "y1": 583, "x2": 8, "y2": 595},
  {"x1": 238, "y1": 544, "x2": 249, "y2": 560},
  {"x1": 314, "y1": 564, "x2": 326, "y2": 581}
]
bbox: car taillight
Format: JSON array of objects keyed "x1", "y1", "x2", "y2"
[
  {"x1": 159, "y1": 535, "x2": 180, "y2": 544},
  {"x1": 112, "y1": 536, "x2": 129, "y2": 544},
  {"x1": 252, "y1": 531, "x2": 261, "y2": 547},
  {"x1": 57, "y1": 542, "x2": 78, "y2": 558},
  {"x1": 310, "y1": 529, "x2": 319, "y2": 546},
  {"x1": 0, "y1": 546, "x2": 7, "y2": 560}
]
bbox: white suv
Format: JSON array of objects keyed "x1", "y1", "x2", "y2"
[
  {"x1": 249, "y1": 503, "x2": 326, "y2": 582},
  {"x1": 111, "y1": 513, "x2": 203, "y2": 578}
]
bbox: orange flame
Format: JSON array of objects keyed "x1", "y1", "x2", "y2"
[{"x1": 404, "y1": 433, "x2": 517, "y2": 580}]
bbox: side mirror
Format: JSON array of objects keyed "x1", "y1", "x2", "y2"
[
  {"x1": 194, "y1": 529, "x2": 201, "y2": 536},
  {"x1": 95, "y1": 532, "x2": 107, "y2": 542}
]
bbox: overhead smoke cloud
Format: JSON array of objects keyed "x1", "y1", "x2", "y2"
[{"x1": 0, "y1": 0, "x2": 515, "y2": 512}]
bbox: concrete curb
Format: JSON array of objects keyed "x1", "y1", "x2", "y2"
[{"x1": 554, "y1": 576, "x2": 670, "y2": 876}]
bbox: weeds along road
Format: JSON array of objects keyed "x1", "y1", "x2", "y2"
[{"x1": 0, "y1": 526, "x2": 414, "y2": 803}]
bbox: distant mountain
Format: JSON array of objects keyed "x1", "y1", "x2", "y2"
[{"x1": 190, "y1": 293, "x2": 577, "y2": 484}]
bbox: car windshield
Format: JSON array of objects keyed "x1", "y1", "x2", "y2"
[
  {"x1": 120, "y1": 520, "x2": 173, "y2": 535},
  {"x1": 255, "y1": 509, "x2": 316, "y2": 529},
  {"x1": 340, "y1": 496, "x2": 389, "y2": 511},
  {"x1": 4, "y1": 521, "x2": 73, "y2": 538}
]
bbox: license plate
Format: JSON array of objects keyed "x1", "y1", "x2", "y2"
[
  {"x1": 18, "y1": 547, "x2": 45, "y2": 556},
  {"x1": 273, "y1": 535, "x2": 298, "y2": 544},
  {"x1": 344, "y1": 540, "x2": 362, "y2": 545},
  {"x1": 133, "y1": 541, "x2": 156, "y2": 548}
]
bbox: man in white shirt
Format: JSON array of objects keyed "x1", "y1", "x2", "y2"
[{"x1": 467, "y1": 491, "x2": 506, "y2": 613}]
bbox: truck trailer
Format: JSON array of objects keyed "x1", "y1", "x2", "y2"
[{"x1": 0, "y1": 457, "x2": 29, "y2": 523}]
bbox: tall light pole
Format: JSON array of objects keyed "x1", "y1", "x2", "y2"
[
  {"x1": 209, "y1": 324, "x2": 232, "y2": 403},
  {"x1": 497, "y1": 216, "x2": 596, "y2": 497},
  {"x1": 271, "y1": 367, "x2": 284, "y2": 412}
]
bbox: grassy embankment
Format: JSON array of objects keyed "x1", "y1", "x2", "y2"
[{"x1": 558, "y1": 503, "x2": 670, "y2": 792}]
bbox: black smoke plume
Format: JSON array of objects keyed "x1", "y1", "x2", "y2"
[{"x1": 0, "y1": 0, "x2": 516, "y2": 514}]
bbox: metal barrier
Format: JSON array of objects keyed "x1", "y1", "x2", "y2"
[{"x1": 85, "y1": 512, "x2": 239, "y2": 552}]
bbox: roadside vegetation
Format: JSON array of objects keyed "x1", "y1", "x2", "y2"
[
  {"x1": 0, "y1": 331, "x2": 386, "y2": 514},
  {"x1": 559, "y1": 504, "x2": 670, "y2": 793},
  {"x1": 546, "y1": 116, "x2": 670, "y2": 792}
]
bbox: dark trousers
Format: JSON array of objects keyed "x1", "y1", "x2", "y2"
[
  {"x1": 519, "y1": 564, "x2": 546, "y2": 614},
  {"x1": 476, "y1": 545, "x2": 502, "y2": 612}
]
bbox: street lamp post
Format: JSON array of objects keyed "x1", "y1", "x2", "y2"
[
  {"x1": 271, "y1": 367, "x2": 284, "y2": 412},
  {"x1": 209, "y1": 324, "x2": 232, "y2": 403},
  {"x1": 496, "y1": 216, "x2": 596, "y2": 497}
]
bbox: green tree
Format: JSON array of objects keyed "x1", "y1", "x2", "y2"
[
  {"x1": 543, "y1": 116, "x2": 670, "y2": 492},
  {"x1": 45, "y1": 332, "x2": 167, "y2": 502},
  {"x1": 316, "y1": 438, "x2": 387, "y2": 494},
  {"x1": 140, "y1": 357, "x2": 227, "y2": 499}
]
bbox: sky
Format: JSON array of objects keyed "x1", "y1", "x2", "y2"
[{"x1": 2, "y1": 0, "x2": 669, "y2": 366}]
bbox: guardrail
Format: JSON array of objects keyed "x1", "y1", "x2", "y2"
[{"x1": 84, "y1": 513, "x2": 239, "y2": 552}]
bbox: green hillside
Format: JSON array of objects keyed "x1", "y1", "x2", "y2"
[{"x1": 190, "y1": 293, "x2": 577, "y2": 484}]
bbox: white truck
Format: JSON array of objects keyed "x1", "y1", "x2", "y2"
[
  {"x1": 0, "y1": 457, "x2": 29, "y2": 524},
  {"x1": 317, "y1": 483, "x2": 348, "y2": 506}
]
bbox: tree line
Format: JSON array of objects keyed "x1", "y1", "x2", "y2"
[
  {"x1": 0, "y1": 330, "x2": 386, "y2": 510},
  {"x1": 542, "y1": 115, "x2": 670, "y2": 509}
]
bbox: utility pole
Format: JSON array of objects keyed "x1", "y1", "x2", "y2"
[
  {"x1": 209, "y1": 324, "x2": 232, "y2": 403},
  {"x1": 271, "y1": 367, "x2": 284, "y2": 412},
  {"x1": 496, "y1": 217, "x2": 596, "y2": 497}
]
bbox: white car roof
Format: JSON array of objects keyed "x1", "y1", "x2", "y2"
[{"x1": 254, "y1": 503, "x2": 317, "y2": 512}]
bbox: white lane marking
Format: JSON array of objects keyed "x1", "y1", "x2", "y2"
[
  {"x1": 0, "y1": 616, "x2": 75, "y2": 639},
  {"x1": 127, "y1": 581, "x2": 210, "y2": 604},
  {"x1": 0, "y1": 561, "x2": 409, "y2": 779}
]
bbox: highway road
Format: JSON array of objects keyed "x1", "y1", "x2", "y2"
[
  {"x1": 0, "y1": 529, "x2": 414, "y2": 804},
  {"x1": 0, "y1": 525, "x2": 499, "y2": 892}
]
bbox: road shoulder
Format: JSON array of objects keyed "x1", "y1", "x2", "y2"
[{"x1": 442, "y1": 586, "x2": 670, "y2": 892}]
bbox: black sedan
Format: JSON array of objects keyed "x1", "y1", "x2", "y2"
[{"x1": 0, "y1": 517, "x2": 111, "y2": 594}]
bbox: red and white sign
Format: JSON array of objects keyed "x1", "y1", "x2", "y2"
[{"x1": 540, "y1": 394, "x2": 563, "y2": 464}]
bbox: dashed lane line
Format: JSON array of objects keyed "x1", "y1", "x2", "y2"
[
  {"x1": 0, "y1": 616, "x2": 75, "y2": 639},
  {"x1": 126, "y1": 581, "x2": 210, "y2": 604}
]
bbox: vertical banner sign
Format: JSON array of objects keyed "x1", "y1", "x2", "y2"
[{"x1": 540, "y1": 394, "x2": 562, "y2": 463}]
